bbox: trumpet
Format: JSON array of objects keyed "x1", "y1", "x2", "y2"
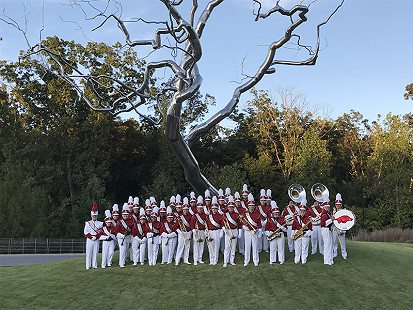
[
  {"x1": 240, "y1": 215, "x2": 257, "y2": 234},
  {"x1": 267, "y1": 221, "x2": 288, "y2": 241}
]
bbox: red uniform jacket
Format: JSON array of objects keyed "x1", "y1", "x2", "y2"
[
  {"x1": 292, "y1": 215, "x2": 312, "y2": 231},
  {"x1": 132, "y1": 221, "x2": 150, "y2": 238},
  {"x1": 282, "y1": 205, "x2": 299, "y2": 219},
  {"x1": 266, "y1": 216, "x2": 286, "y2": 232},
  {"x1": 257, "y1": 204, "x2": 270, "y2": 220},
  {"x1": 320, "y1": 210, "x2": 333, "y2": 228},
  {"x1": 222, "y1": 211, "x2": 241, "y2": 229},
  {"x1": 114, "y1": 218, "x2": 134, "y2": 235},
  {"x1": 97, "y1": 225, "x2": 116, "y2": 240},
  {"x1": 206, "y1": 213, "x2": 223, "y2": 230},
  {"x1": 160, "y1": 220, "x2": 177, "y2": 234},
  {"x1": 175, "y1": 213, "x2": 192, "y2": 232},
  {"x1": 306, "y1": 205, "x2": 323, "y2": 219},
  {"x1": 131, "y1": 213, "x2": 140, "y2": 223},
  {"x1": 148, "y1": 221, "x2": 161, "y2": 236},
  {"x1": 190, "y1": 212, "x2": 207, "y2": 230},
  {"x1": 242, "y1": 209, "x2": 263, "y2": 231}
]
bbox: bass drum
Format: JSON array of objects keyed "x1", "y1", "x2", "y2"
[{"x1": 333, "y1": 209, "x2": 356, "y2": 231}]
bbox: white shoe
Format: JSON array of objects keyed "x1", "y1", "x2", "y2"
[
  {"x1": 141, "y1": 263, "x2": 144, "y2": 265},
  {"x1": 120, "y1": 265, "x2": 125, "y2": 268},
  {"x1": 223, "y1": 263, "x2": 227, "y2": 267},
  {"x1": 269, "y1": 262, "x2": 273, "y2": 265},
  {"x1": 175, "y1": 263, "x2": 179, "y2": 266},
  {"x1": 230, "y1": 262, "x2": 236, "y2": 266},
  {"x1": 184, "y1": 261, "x2": 191, "y2": 265},
  {"x1": 280, "y1": 262, "x2": 284, "y2": 265},
  {"x1": 107, "y1": 264, "x2": 111, "y2": 267},
  {"x1": 86, "y1": 267, "x2": 90, "y2": 270},
  {"x1": 199, "y1": 260, "x2": 204, "y2": 264},
  {"x1": 243, "y1": 263, "x2": 248, "y2": 267},
  {"x1": 254, "y1": 263, "x2": 258, "y2": 267},
  {"x1": 194, "y1": 262, "x2": 198, "y2": 266},
  {"x1": 102, "y1": 266, "x2": 106, "y2": 269}
]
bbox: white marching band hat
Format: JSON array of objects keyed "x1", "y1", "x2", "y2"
[{"x1": 91, "y1": 203, "x2": 98, "y2": 216}]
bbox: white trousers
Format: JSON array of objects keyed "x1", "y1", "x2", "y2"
[
  {"x1": 193, "y1": 230, "x2": 205, "y2": 263},
  {"x1": 147, "y1": 236, "x2": 160, "y2": 266},
  {"x1": 132, "y1": 237, "x2": 147, "y2": 264},
  {"x1": 332, "y1": 229, "x2": 347, "y2": 259},
  {"x1": 321, "y1": 227, "x2": 333, "y2": 265},
  {"x1": 85, "y1": 238, "x2": 99, "y2": 269},
  {"x1": 286, "y1": 225, "x2": 294, "y2": 252},
  {"x1": 238, "y1": 231, "x2": 245, "y2": 254},
  {"x1": 175, "y1": 231, "x2": 192, "y2": 264},
  {"x1": 223, "y1": 228, "x2": 238, "y2": 264},
  {"x1": 294, "y1": 236, "x2": 310, "y2": 264},
  {"x1": 269, "y1": 233, "x2": 285, "y2": 263},
  {"x1": 208, "y1": 230, "x2": 221, "y2": 264},
  {"x1": 244, "y1": 230, "x2": 259, "y2": 265},
  {"x1": 101, "y1": 239, "x2": 115, "y2": 268},
  {"x1": 117, "y1": 235, "x2": 131, "y2": 267},
  {"x1": 311, "y1": 225, "x2": 323, "y2": 254},
  {"x1": 261, "y1": 220, "x2": 269, "y2": 252},
  {"x1": 161, "y1": 236, "x2": 177, "y2": 264}
]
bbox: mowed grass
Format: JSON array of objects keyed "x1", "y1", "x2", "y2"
[{"x1": 0, "y1": 241, "x2": 412, "y2": 310}]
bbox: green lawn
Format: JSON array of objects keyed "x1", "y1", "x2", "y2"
[{"x1": 1, "y1": 241, "x2": 412, "y2": 310}]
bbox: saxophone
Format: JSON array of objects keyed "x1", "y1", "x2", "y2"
[
  {"x1": 267, "y1": 221, "x2": 288, "y2": 241},
  {"x1": 292, "y1": 215, "x2": 320, "y2": 240}
]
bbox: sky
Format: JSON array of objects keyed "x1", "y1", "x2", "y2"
[{"x1": 0, "y1": 0, "x2": 411, "y2": 126}]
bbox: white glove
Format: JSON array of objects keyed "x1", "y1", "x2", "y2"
[
  {"x1": 110, "y1": 234, "x2": 116, "y2": 239},
  {"x1": 116, "y1": 233, "x2": 124, "y2": 239},
  {"x1": 238, "y1": 229, "x2": 243, "y2": 239},
  {"x1": 265, "y1": 231, "x2": 270, "y2": 237},
  {"x1": 170, "y1": 232, "x2": 177, "y2": 238},
  {"x1": 177, "y1": 229, "x2": 182, "y2": 235},
  {"x1": 282, "y1": 226, "x2": 287, "y2": 233},
  {"x1": 257, "y1": 229, "x2": 262, "y2": 239},
  {"x1": 91, "y1": 236, "x2": 97, "y2": 241},
  {"x1": 147, "y1": 232, "x2": 153, "y2": 238},
  {"x1": 305, "y1": 231, "x2": 312, "y2": 237},
  {"x1": 158, "y1": 238, "x2": 162, "y2": 245},
  {"x1": 142, "y1": 237, "x2": 147, "y2": 243},
  {"x1": 192, "y1": 229, "x2": 196, "y2": 235},
  {"x1": 161, "y1": 232, "x2": 168, "y2": 238},
  {"x1": 242, "y1": 225, "x2": 248, "y2": 231}
]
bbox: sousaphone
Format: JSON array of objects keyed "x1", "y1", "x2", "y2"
[
  {"x1": 288, "y1": 184, "x2": 306, "y2": 203},
  {"x1": 311, "y1": 183, "x2": 329, "y2": 203}
]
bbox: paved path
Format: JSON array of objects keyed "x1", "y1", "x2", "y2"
[{"x1": 0, "y1": 253, "x2": 85, "y2": 266}]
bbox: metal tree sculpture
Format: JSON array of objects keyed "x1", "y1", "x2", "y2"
[{"x1": 2, "y1": 0, "x2": 344, "y2": 195}]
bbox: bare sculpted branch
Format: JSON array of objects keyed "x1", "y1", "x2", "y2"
[{"x1": 1, "y1": 0, "x2": 343, "y2": 194}]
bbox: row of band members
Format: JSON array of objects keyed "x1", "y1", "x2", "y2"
[{"x1": 84, "y1": 186, "x2": 347, "y2": 269}]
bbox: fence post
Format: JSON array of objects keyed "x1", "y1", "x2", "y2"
[
  {"x1": 22, "y1": 238, "x2": 25, "y2": 254},
  {"x1": 71, "y1": 239, "x2": 74, "y2": 253},
  {"x1": 8, "y1": 238, "x2": 11, "y2": 254},
  {"x1": 60, "y1": 238, "x2": 62, "y2": 254},
  {"x1": 34, "y1": 238, "x2": 36, "y2": 254},
  {"x1": 46, "y1": 238, "x2": 49, "y2": 254}
]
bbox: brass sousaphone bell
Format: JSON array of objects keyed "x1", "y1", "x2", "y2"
[
  {"x1": 311, "y1": 183, "x2": 329, "y2": 202},
  {"x1": 287, "y1": 184, "x2": 306, "y2": 203}
]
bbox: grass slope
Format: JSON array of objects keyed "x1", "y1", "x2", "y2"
[{"x1": 1, "y1": 241, "x2": 412, "y2": 310}]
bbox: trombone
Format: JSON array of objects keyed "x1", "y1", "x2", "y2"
[
  {"x1": 204, "y1": 219, "x2": 215, "y2": 260},
  {"x1": 177, "y1": 217, "x2": 190, "y2": 259},
  {"x1": 222, "y1": 218, "x2": 235, "y2": 256}
]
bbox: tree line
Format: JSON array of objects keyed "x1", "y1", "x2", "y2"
[{"x1": 0, "y1": 38, "x2": 412, "y2": 238}]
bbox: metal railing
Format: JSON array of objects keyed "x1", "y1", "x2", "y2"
[{"x1": 0, "y1": 238, "x2": 86, "y2": 254}]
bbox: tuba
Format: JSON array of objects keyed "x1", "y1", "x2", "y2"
[
  {"x1": 311, "y1": 183, "x2": 329, "y2": 203},
  {"x1": 288, "y1": 184, "x2": 306, "y2": 203}
]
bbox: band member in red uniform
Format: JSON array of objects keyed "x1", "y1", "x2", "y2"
[
  {"x1": 241, "y1": 184, "x2": 249, "y2": 209},
  {"x1": 147, "y1": 206, "x2": 161, "y2": 266},
  {"x1": 266, "y1": 189, "x2": 272, "y2": 207},
  {"x1": 204, "y1": 190, "x2": 212, "y2": 213},
  {"x1": 292, "y1": 199, "x2": 312, "y2": 264},
  {"x1": 258, "y1": 189, "x2": 270, "y2": 253},
  {"x1": 320, "y1": 194, "x2": 334, "y2": 265},
  {"x1": 234, "y1": 191, "x2": 246, "y2": 254},
  {"x1": 191, "y1": 196, "x2": 207, "y2": 265},
  {"x1": 306, "y1": 200, "x2": 323, "y2": 255},
  {"x1": 131, "y1": 208, "x2": 149, "y2": 265},
  {"x1": 84, "y1": 203, "x2": 103, "y2": 270},
  {"x1": 131, "y1": 197, "x2": 140, "y2": 223},
  {"x1": 175, "y1": 197, "x2": 192, "y2": 265},
  {"x1": 144, "y1": 199, "x2": 152, "y2": 221},
  {"x1": 282, "y1": 200, "x2": 299, "y2": 253},
  {"x1": 265, "y1": 202, "x2": 286, "y2": 264},
  {"x1": 189, "y1": 192, "x2": 197, "y2": 215},
  {"x1": 128, "y1": 196, "x2": 134, "y2": 215},
  {"x1": 225, "y1": 187, "x2": 231, "y2": 204},
  {"x1": 242, "y1": 194, "x2": 262, "y2": 267},
  {"x1": 222, "y1": 196, "x2": 241, "y2": 267},
  {"x1": 332, "y1": 193, "x2": 347, "y2": 259},
  {"x1": 206, "y1": 201, "x2": 223, "y2": 265},
  {"x1": 98, "y1": 210, "x2": 116, "y2": 268},
  {"x1": 174, "y1": 194, "x2": 183, "y2": 218},
  {"x1": 218, "y1": 188, "x2": 226, "y2": 212},
  {"x1": 114, "y1": 203, "x2": 134, "y2": 268},
  {"x1": 160, "y1": 206, "x2": 178, "y2": 264},
  {"x1": 159, "y1": 201, "x2": 167, "y2": 223}
]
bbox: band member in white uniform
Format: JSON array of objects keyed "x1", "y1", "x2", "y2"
[
  {"x1": 191, "y1": 196, "x2": 208, "y2": 265},
  {"x1": 84, "y1": 203, "x2": 103, "y2": 270},
  {"x1": 282, "y1": 200, "x2": 300, "y2": 252},
  {"x1": 320, "y1": 194, "x2": 334, "y2": 265},
  {"x1": 206, "y1": 200, "x2": 223, "y2": 265},
  {"x1": 242, "y1": 194, "x2": 262, "y2": 267},
  {"x1": 222, "y1": 196, "x2": 241, "y2": 267},
  {"x1": 332, "y1": 193, "x2": 347, "y2": 259},
  {"x1": 175, "y1": 197, "x2": 192, "y2": 265},
  {"x1": 131, "y1": 208, "x2": 149, "y2": 265},
  {"x1": 306, "y1": 200, "x2": 323, "y2": 255},
  {"x1": 265, "y1": 201, "x2": 286, "y2": 264},
  {"x1": 160, "y1": 206, "x2": 178, "y2": 264},
  {"x1": 147, "y1": 206, "x2": 161, "y2": 266},
  {"x1": 114, "y1": 203, "x2": 134, "y2": 268},
  {"x1": 99, "y1": 210, "x2": 116, "y2": 268},
  {"x1": 292, "y1": 199, "x2": 312, "y2": 264}
]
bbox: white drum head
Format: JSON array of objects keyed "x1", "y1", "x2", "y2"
[{"x1": 334, "y1": 209, "x2": 356, "y2": 231}]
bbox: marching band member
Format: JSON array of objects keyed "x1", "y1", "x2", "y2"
[
  {"x1": 132, "y1": 197, "x2": 140, "y2": 222},
  {"x1": 160, "y1": 206, "x2": 178, "y2": 264},
  {"x1": 175, "y1": 197, "x2": 192, "y2": 265},
  {"x1": 332, "y1": 193, "x2": 347, "y2": 259},
  {"x1": 265, "y1": 201, "x2": 286, "y2": 264},
  {"x1": 189, "y1": 192, "x2": 197, "y2": 215},
  {"x1": 205, "y1": 190, "x2": 212, "y2": 212},
  {"x1": 159, "y1": 201, "x2": 167, "y2": 223},
  {"x1": 292, "y1": 199, "x2": 312, "y2": 264},
  {"x1": 84, "y1": 203, "x2": 103, "y2": 270},
  {"x1": 174, "y1": 194, "x2": 183, "y2": 218},
  {"x1": 112, "y1": 204, "x2": 120, "y2": 226},
  {"x1": 234, "y1": 191, "x2": 245, "y2": 254},
  {"x1": 114, "y1": 203, "x2": 134, "y2": 268},
  {"x1": 258, "y1": 189, "x2": 270, "y2": 253},
  {"x1": 242, "y1": 193, "x2": 262, "y2": 267},
  {"x1": 190, "y1": 196, "x2": 207, "y2": 265},
  {"x1": 128, "y1": 196, "x2": 134, "y2": 214},
  {"x1": 266, "y1": 189, "x2": 272, "y2": 207},
  {"x1": 206, "y1": 199, "x2": 223, "y2": 265},
  {"x1": 131, "y1": 208, "x2": 149, "y2": 265},
  {"x1": 147, "y1": 206, "x2": 161, "y2": 266},
  {"x1": 282, "y1": 200, "x2": 300, "y2": 252},
  {"x1": 222, "y1": 196, "x2": 241, "y2": 267},
  {"x1": 306, "y1": 200, "x2": 323, "y2": 255},
  {"x1": 241, "y1": 184, "x2": 249, "y2": 209},
  {"x1": 225, "y1": 187, "x2": 231, "y2": 203},
  {"x1": 320, "y1": 194, "x2": 334, "y2": 265},
  {"x1": 145, "y1": 199, "x2": 152, "y2": 221},
  {"x1": 99, "y1": 210, "x2": 116, "y2": 268},
  {"x1": 217, "y1": 191, "x2": 226, "y2": 253}
]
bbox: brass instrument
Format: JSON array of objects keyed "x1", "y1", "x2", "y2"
[
  {"x1": 177, "y1": 217, "x2": 190, "y2": 258},
  {"x1": 203, "y1": 218, "x2": 215, "y2": 260},
  {"x1": 267, "y1": 221, "x2": 288, "y2": 241},
  {"x1": 222, "y1": 218, "x2": 235, "y2": 256},
  {"x1": 240, "y1": 215, "x2": 257, "y2": 234},
  {"x1": 292, "y1": 215, "x2": 320, "y2": 240},
  {"x1": 223, "y1": 217, "x2": 236, "y2": 239},
  {"x1": 311, "y1": 183, "x2": 329, "y2": 202},
  {"x1": 288, "y1": 184, "x2": 306, "y2": 203}
]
